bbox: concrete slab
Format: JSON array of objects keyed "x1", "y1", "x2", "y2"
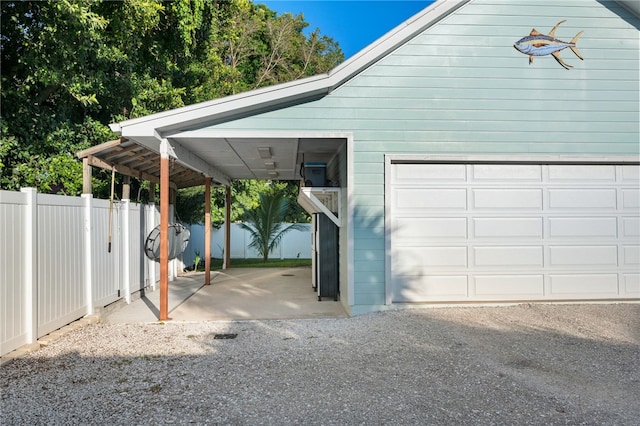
[{"x1": 103, "y1": 266, "x2": 346, "y2": 323}]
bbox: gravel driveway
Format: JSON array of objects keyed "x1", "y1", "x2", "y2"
[{"x1": 1, "y1": 304, "x2": 639, "y2": 425}]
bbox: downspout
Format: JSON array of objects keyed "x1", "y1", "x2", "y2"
[
  {"x1": 204, "y1": 177, "x2": 211, "y2": 285},
  {"x1": 224, "y1": 185, "x2": 231, "y2": 269}
]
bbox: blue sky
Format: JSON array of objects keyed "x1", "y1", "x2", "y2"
[{"x1": 259, "y1": 1, "x2": 435, "y2": 59}]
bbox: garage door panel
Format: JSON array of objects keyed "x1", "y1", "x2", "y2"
[
  {"x1": 394, "y1": 217, "x2": 467, "y2": 239},
  {"x1": 621, "y1": 189, "x2": 639, "y2": 209},
  {"x1": 393, "y1": 275, "x2": 468, "y2": 301},
  {"x1": 472, "y1": 189, "x2": 542, "y2": 209},
  {"x1": 548, "y1": 165, "x2": 616, "y2": 182},
  {"x1": 548, "y1": 245, "x2": 618, "y2": 266},
  {"x1": 394, "y1": 188, "x2": 466, "y2": 210},
  {"x1": 472, "y1": 164, "x2": 542, "y2": 181},
  {"x1": 548, "y1": 189, "x2": 617, "y2": 210},
  {"x1": 548, "y1": 274, "x2": 619, "y2": 297},
  {"x1": 390, "y1": 162, "x2": 640, "y2": 303},
  {"x1": 473, "y1": 246, "x2": 543, "y2": 267},
  {"x1": 394, "y1": 247, "x2": 467, "y2": 269},
  {"x1": 548, "y1": 217, "x2": 617, "y2": 238},
  {"x1": 621, "y1": 166, "x2": 640, "y2": 181},
  {"x1": 473, "y1": 217, "x2": 542, "y2": 238},
  {"x1": 622, "y1": 217, "x2": 640, "y2": 238},
  {"x1": 622, "y1": 246, "x2": 640, "y2": 266},
  {"x1": 393, "y1": 164, "x2": 466, "y2": 183},
  {"x1": 623, "y1": 274, "x2": 640, "y2": 296},
  {"x1": 473, "y1": 275, "x2": 544, "y2": 298}
]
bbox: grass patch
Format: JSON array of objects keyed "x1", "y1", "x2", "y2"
[{"x1": 192, "y1": 258, "x2": 311, "y2": 270}]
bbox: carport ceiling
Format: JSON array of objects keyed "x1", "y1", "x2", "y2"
[
  {"x1": 168, "y1": 134, "x2": 345, "y2": 181},
  {"x1": 79, "y1": 135, "x2": 345, "y2": 188}
]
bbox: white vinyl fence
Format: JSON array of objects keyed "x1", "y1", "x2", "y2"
[
  {"x1": 0, "y1": 188, "x2": 171, "y2": 357},
  {"x1": 1, "y1": 188, "x2": 313, "y2": 357},
  {"x1": 182, "y1": 223, "x2": 312, "y2": 267}
]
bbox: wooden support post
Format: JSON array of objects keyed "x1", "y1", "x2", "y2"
[
  {"x1": 224, "y1": 185, "x2": 231, "y2": 269},
  {"x1": 149, "y1": 182, "x2": 156, "y2": 203},
  {"x1": 204, "y1": 177, "x2": 211, "y2": 285},
  {"x1": 122, "y1": 175, "x2": 131, "y2": 200},
  {"x1": 159, "y1": 141, "x2": 170, "y2": 321},
  {"x1": 82, "y1": 158, "x2": 92, "y2": 194}
]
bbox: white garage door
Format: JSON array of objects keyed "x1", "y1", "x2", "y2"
[{"x1": 388, "y1": 162, "x2": 640, "y2": 303}]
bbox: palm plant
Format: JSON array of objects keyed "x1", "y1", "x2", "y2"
[{"x1": 239, "y1": 191, "x2": 306, "y2": 262}]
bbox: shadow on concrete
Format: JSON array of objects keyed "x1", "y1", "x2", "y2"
[{"x1": 104, "y1": 267, "x2": 347, "y2": 323}]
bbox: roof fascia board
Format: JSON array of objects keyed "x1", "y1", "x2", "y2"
[
  {"x1": 170, "y1": 129, "x2": 352, "y2": 140},
  {"x1": 615, "y1": 0, "x2": 640, "y2": 17},
  {"x1": 111, "y1": 0, "x2": 470, "y2": 139},
  {"x1": 113, "y1": 74, "x2": 330, "y2": 138},
  {"x1": 326, "y1": 0, "x2": 470, "y2": 89}
]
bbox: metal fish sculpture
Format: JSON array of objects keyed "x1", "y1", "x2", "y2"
[{"x1": 514, "y1": 20, "x2": 583, "y2": 69}]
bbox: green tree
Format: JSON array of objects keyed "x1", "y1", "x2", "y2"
[
  {"x1": 1, "y1": 0, "x2": 343, "y2": 196},
  {"x1": 239, "y1": 190, "x2": 306, "y2": 262}
]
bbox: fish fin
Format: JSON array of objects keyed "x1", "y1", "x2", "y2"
[
  {"x1": 551, "y1": 51, "x2": 572, "y2": 69},
  {"x1": 530, "y1": 28, "x2": 541, "y2": 36},
  {"x1": 548, "y1": 20, "x2": 566, "y2": 38},
  {"x1": 529, "y1": 55, "x2": 534, "y2": 65},
  {"x1": 570, "y1": 31, "x2": 584, "y2": 60}
]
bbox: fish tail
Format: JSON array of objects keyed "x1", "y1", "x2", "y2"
[{"x1": 570, "y1": 31, "x2": 584, "y2": 60}]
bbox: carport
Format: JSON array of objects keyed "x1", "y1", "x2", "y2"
[{"x1": 78, "y1": 93, "x2": 347, "y2": 320}]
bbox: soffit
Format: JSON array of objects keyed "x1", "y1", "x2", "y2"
[
  {"x1": 77, "y1": 136, "x2": 346, "y2": 187},
  {"x1": 167, "y1": 134, "x2": 346, "y2": 181}
]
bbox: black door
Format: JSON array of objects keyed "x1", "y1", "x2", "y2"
[{"x1": 316, "y1": 213, "x2": 339, "y2": 301}]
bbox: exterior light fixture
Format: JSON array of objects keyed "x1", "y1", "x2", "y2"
[{"x1": 265, "y1": 161, "x2": 276, "y2": 169}]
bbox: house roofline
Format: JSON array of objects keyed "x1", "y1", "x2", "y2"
[{"x1": 111, "y1": 0, "x2": 470, "y2": 138}]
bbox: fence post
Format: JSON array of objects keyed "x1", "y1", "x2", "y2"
[
  {"x1": 122, "y1": 199, "x2": 131, "y2": 303},
  {"x1": 21, "y1": 188, "x2": 38, "y2": 343},
  {"x1": 82, "y1": 194, "x2": 93, "y2": 315}
]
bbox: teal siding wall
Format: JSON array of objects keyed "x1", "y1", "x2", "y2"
[
  {"x1": 206, "y1": 0, "x2": 639, "y2": 308},
  {"x1": 332, "y1": 144, "x2": 351, "y2": 304}
]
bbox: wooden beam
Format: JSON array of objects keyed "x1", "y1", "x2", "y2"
[
  {"x1": 122, "y1": 176, "x2": 131, "y2": 200},
  {"x1": 204, "y1": 177, "x2": 211, "y2": 285},
  {"x1": 149, "y1": 182, "x2": 156, "y2": 203},
  {"x1": 76, "y1": 138, "x2": 124, "y2": 159},
  {"x1": 86, "y1": 155, "x2": 160, "y2": 184},
  {"x1": 82, "y1": 158, "x2": 92, "y2": 194}
]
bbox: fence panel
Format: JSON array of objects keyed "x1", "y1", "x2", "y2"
[
  {"x1": 91, "y1": 199, "x2": 121, "y2": 307},
  {"x1": 0, "y1": 191, "x2": 172, "y2": 357},
  {"x1": 182, "y1": 223, "x2": 312, "y2": 267},
  {"x1": 144, "y1": 204, "x2": 160, "y2": 290},
  {"x1": 0, "y1": 191, "x2": 28, "y2": 354},
  {"x1": 128, "y1": 202, "x2": 150, "y2": 294},
  {"x1": 36, "y1": 194, "x2": 87, "y2": 337}
]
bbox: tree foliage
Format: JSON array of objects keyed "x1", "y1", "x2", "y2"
[
  {"x1": 176, "y1": 180, "x2": 309, "y2": 227},
  {"x1": 239, "y1": 189, "x2": 307, "y2": 262},
  {"x1": 1, "y1": 0, "x2": 343, "y2": 209}
]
